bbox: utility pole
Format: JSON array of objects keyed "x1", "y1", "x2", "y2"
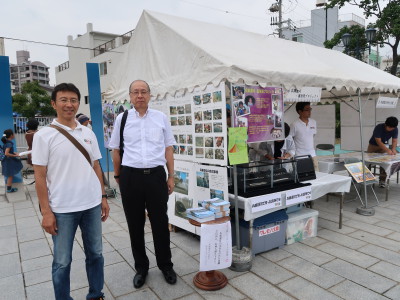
[{"x1": 278, "y1": 0, "x2": 283, "y2": 38}]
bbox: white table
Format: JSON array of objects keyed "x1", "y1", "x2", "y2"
[{"x1": 229, "y1": 172, "x2": 351, "y2": 228}]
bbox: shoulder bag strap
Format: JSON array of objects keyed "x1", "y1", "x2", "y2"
[
  {"x1": 119, "y1": 110, "x2": 129, "y2": 160},
  {"x1": 49, "y1": 125, "x2": 91, "y2": 165}
]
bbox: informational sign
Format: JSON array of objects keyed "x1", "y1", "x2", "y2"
[
  {"x1": 228, "y1": 127, "x2": 248, "y2": 165},
  {"x1": 284, "y1": 87, "x2": 322, "y2": 103},
  {"x1": 344, "y1": 162, "x2": 376, "y2": 183},
  {"x1": 102, "y1": 103, "x2": 115, "y2": 149},
  {"x1": 199, "y1": 221, "x2": 232, "y2": 271},
  {"x1": 250, "y1": 192, "x2": 282, "y2": 213},
  {"x1": 232, "y1": 85, "x2": 284, "y2": 143},
  {"x1": 376, "y1": 97, "x2": 398, "y2": 108},
  {"x1": 285, "y1": 186, "x2": 312, "y2": 206},
  {"x1": 194, "y1": 164, "x2": 229, "y2": 204}
]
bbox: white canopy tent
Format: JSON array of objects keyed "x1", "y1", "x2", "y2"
[
  {"x1": 104, "y1": 10, "x2": 400, "y2": 102},
  {"x1": 104, "y1": 10, "x2": 400, "y2": 214}
]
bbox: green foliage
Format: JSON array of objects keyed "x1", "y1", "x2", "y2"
[
  {"x1": 325, "y1": 0, "x2": 400, "y2": 75},
  {"x1": 12, "y1": 81, "x2": 54, "y2": 118}
]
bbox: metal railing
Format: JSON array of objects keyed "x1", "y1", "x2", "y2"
[
  {"x1": 57, "y1": 61, "x2": 70, "y2": 72},
  {"x1": 12, "y1": 116, "x2": 54, "y2": 150}
]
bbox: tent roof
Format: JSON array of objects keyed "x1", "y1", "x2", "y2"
[{"x1": 104, "y1": 10, "x2": 400, "y2": 102}]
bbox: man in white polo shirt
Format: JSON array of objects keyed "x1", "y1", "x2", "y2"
[
  {"x1": 290, "y1": 102, "x2": 317, "y2": 170},
  {"x1": 32, "y1": 83, "x2": 109, "y2": 300}
]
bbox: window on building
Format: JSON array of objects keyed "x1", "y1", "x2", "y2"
[
  {"x1": 100, "y1": 62, "x2": 107, "y2": 75},
  {"x1": 32, "y1": 65, "x2": 37, "y2": 70},
  {"x1": 292, "y1": 35, "x2": 303, "y2": 43},
  {"x1": 25, "y1": 66, "x2": 30, "y2": 71},
  {"x1": 85, "y1": 96, "x2": 89, "y2": 104}
]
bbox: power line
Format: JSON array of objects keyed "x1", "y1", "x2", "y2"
[{"x1": 1, "y1": 36, "x2": 124, "y2": 53}]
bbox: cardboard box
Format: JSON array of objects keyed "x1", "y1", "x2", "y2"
[{"x1": 286, "y1": 208, "x2": 318, "y2": 245}]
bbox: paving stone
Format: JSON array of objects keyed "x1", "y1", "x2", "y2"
[
  {"x1": 277, "y1": 255, "x2": 343, "y2": 289},
  {"x1": 14, "y1": 207, "x2": 37, "y2": 218},
  {"x1": 170, "y1": 231, "x2": 200, "y2": 256},
  {"x1": 318, "y1": 218, "x2": 357, "y2": 234},
  {"x1": 103, "y1": 230, "x2": 132, "y2": 250},
  {"x1": 343, "y1": 219, "x2": 393, "y2": 236},
  {"x1": 181, "y1": 272, "x2": 246, "y2": 300},
  {"x1": 341, "y1": 211, "x2": 381, "y2": 225},
  {"x1": 0, "y1": 215, "x2": 15, "y2": 227},
  {"x1": 317, "y1": 242, "x2": 379, "y2": 268},
  {"x1": 168, "y1": 293, "x2": 204, "y2": 300},
  {"x1": 283, "y1": 242, "x2": 335, "y2": 266},
  {"x1": 102, "y1": 218, "x2": 124, "y2": 234},
  {"x1": 0, "y1": 274, "x2": 26, "y2": 300},
  {"x1": 368, "y1": 261, "x2": 400, "y2": 282},
  {"x1": 145, "y1": 240, "x2": 176, "y2": 254},
  {"x1": 71, "y1": 284, "x2": 114, "y2": 300},
  {"x1": 230, "y1": 272, "x2": 294, "y2": 300},
  {"x1": 104, "y1": 250, "x2": 124, "y2": 266},
  {"x1": 322, "y1": 258, "x2": 396, "y2": 293},
  {"x1": 300, "y1": 236, "x2": 327, "y2": 247},
  {"x1": 0, "y1": 206, "x2": 14, "y2": 217},
  {"x1": 13, "y1": 200, "x2": 33, "y2": 209},
  {"x1": 15, "y1": 215, "x2": 40, "y2": 230},
  {"x1": 373, "y1": 206, "x2": 400, "y2": 216},
  {"x1": 251, "y1": 255, "x2": 295, "y2": 285},
  {"x1": 109, "y1": 210, "x2": 127, "y2": 223},
  {"x1": 24, "y1": 266, "x2": 52, "y2": 286},
  {"x1": 329, "y1": 279, "x2": 389, "y2": 300},
  {"x1": 278, "y1": 276, "x2": 342, "y2": 300},
  {"x1": 260, "y1": 248, "x2": 293, "y2": 262},
  {"x1": 22, "y1": 255, "x2": 53, "y2": 273},
  {"x1": 318, "y1": 228, "x2": 367, "y2": 250},
  {"x1": 384, "y1": 284, "x2": 400, "y2": 300},
  {"x1": 0, "y1": 252, "x2": 21, "y2": 279},
  {"x1": 358, "y1": 244, "x2": 400, "y2": 267},
  {"x1": 317, "y1": 210, "x2": 350, "y2": 223},
  {"x1": 0, "y1": 236, "x2": 18, "y2": 255},
  {"x1": 116, "y1": 288, "x2": 161, "y2": 300},
  {"x1": 25, "y1": 280, "x2": 54, "y2": 300},
  {"x1": 104, "y1": 261, "x2": 135, "y2": 297},
  {"x1": 20, "y1": 238, "x2": 52, "y2": 261},
  {"x1": 17, "y1": 225, "x2": 46, "y2": 243},
  {"x1": 170, "y1": 247, "x2": 200, "y2": 276},
  {"x1": 386, "y1": 232, "x2": 400, "y2": 242},
  {"x1": 0, "y1": 224, "x2": 16, "y2": 239},
  {"x1": 349, "y1": 230, "x2": 400, "y2": 252}
]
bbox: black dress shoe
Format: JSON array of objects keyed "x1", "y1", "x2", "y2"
[
  {"x1": 162, "y1": 268, "x2": 177, "y2": 284},
  {"x1": 133, "y1": 272, "x2": 147, "y2": 288}
]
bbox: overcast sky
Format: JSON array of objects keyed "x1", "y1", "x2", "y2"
[{"x1": 1, "y1": 0, "x2": 376, "y2": 85}]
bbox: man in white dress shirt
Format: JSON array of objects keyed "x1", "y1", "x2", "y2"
[{"x1": 109, "y1": 80, "x2": 176, "y2": 289}]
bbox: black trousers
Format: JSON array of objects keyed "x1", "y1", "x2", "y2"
[{"x1": 119, "y1": 166, "x2": 173, "y2": 273}]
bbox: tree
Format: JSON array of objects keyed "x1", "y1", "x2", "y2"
[
  {"x1": 12, "y1": 81, "x2": 54, "y2": 118},
  {"x1": 325, "y1": 0, "x2": 400, "y2": 75}
]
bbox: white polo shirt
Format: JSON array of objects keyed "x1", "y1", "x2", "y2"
[
  {"x1": 32, "y1": 120, "x2": 102, "y2": 213},
  {"x1": 108, "y1": 108, "x2": 176, "y2": 168},
  {"x1": 290, "y1": 118, "x2": 317, "y2": 157}
]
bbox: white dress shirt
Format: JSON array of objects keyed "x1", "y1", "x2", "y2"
[{"x1": 109, "y1": 108, "x2": 176, "y2": 168}]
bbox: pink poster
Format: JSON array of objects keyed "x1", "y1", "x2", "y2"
[{"x1": 232, "y1": 85, "x2": 284, "y2": 143}]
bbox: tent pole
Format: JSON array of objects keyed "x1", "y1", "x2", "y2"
[{"x1": 356, "y1": 88, "x2": 375, "y2": 216}]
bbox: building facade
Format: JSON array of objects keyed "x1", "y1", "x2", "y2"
[
  {"x1": 55, "y1": 23, "x2": 133, "y2": 116},
  {"x1": 10, "y1": 50, "x2": 50, "y2": 94}
]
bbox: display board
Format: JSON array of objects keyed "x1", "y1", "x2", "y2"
[{"x1": 232, "y1": 85, "x2": 284, "y2": 142}]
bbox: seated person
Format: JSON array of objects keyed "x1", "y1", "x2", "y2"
[
  {"x1": 367, "y1": 116, "x2": 399, "y2": 187},
  {"x1": 248, "y1": 123, "x2": 295, "y2": 161}
]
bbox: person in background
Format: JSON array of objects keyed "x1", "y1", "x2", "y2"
[
  {"x1": 25, "y1": 119, "x2": 39, "y2": 166},
  {"x1": 290, "y1": 102, "x2": 317, "y2": 170},
  {"x1": 1, "y1": 129, "x2": 23, "y2": 193},
  {"x1": 109, "y1": 79, "x2": 177, "y2": 289},
  {"x1": 77, "y1": 114, "x2": 91, "y2": 127},
  {"x1": 368, "y1": 116, "x2": 399, "y2": 187}
]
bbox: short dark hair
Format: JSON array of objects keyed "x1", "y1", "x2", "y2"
[
  {"x1": 385, "y1": 116, "x2": 398, "y2": 128},
  {"x1": 129, "y1": 80, "x2": 151, "y2": 93},
  {"x1": 51, "y1": 83, "x2": 81, "y2": 102},
  {"x1": 27, "y1": 119, "x2": 39, "y2": 131},
  {"x1": 295, "y1": 102, "x2": 311, "y2": 113},
  {"x1": 1, "y1": 129, "x2": 13, "y2": 144},
  {"x1": 284, "y1": 122, "x2": 290, "y2": 138},
  {"x1": 245, "y1": 95, "x2": 255, "y2": 106}
]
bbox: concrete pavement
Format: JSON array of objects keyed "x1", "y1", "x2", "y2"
[{"x1": 1, "y1": 172, "x2": 400, "y2": 299}]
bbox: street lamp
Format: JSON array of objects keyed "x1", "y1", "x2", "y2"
[{"x1": 341, "y1": 28, "x2": 376, "y2": 61}]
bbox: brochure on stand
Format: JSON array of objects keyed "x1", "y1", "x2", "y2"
[{"x1": 344, "y1": 162, "x2": 376, "y2": 183}]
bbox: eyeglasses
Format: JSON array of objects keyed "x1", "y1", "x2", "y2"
[
  {"x1": 58, "y1": 98, "x2": 79, "y2": 104},
  {"x1": 130, "y1": 90, "x2": 149, "y2": 96}
]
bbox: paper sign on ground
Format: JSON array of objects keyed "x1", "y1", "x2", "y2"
[
  {"x1": 250, "y1": 192, "x2": 282, "y2": 213},
  {"x1": 199, "y1": 221, "x2": 232, "y2": 271},
  {"x1": 285, "y1": 186, "x2": 312, "y2": 206}
]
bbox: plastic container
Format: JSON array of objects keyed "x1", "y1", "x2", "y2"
[
  {"x1": 285, "y1": 208, "x2": 318, "y2": 245},
  {"x1": 232, "y1": 209, "x2": 288, "y2": 255},
  {"x1": 285, "y1": 203, "x2": 303, "y2": 214}
]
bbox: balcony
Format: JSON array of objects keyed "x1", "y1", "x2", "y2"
[
  {"x1": 93, "y1": 29, "x2": 134, "y2": 57},
  {"x1": 57, "y1": 61, "x2": 70, "y2": 72}
]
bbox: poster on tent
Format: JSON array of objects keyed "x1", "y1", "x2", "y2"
[
  {"x1": 149, "y1": 96, "x2": 169, "y2": 116},
  {"x1": 167, "y1": 160, "x2": 197, "y2": 233},
  {"x1": 167, "y1": 92, "x2": 194, "y2": 161},
  {"x1": 194, "y1": 164, "x2": 229, "y2": 205},
  {"x1": 102, "y1": 103, "x2": 115, "y2": 149},
  {"x1": 232, "y1": 85, "x2": 284, "y2": 143},
  {"x1": 192, "y1": 83, "x2": 228, "y2": 166}
]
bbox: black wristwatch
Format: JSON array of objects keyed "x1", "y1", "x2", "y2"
[{"x1": 102, "y1": 194, "x2": 108, "y2": 199}]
